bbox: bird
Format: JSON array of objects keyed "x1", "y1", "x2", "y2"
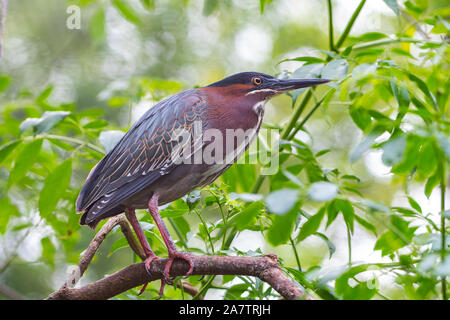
[{"x1": 76, "y1": 71, "x2": 329, "y2": 296}]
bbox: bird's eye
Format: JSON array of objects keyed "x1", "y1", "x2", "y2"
[{"x1": 253, "y1": 77, "x2": 262, "y2": 86}]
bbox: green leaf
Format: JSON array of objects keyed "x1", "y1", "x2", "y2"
[
  {"x1": 265, "y1": 189, "x2": 298, "y2": 215},
  {"x1": 230, "y1": 193, "x2": 264, "y2": 202},
  {"x1": 315, "y1": 232, "x2": 336, "y2": 258},
  {"x1": 424, "y1": 169, "x2": 440, "y2": 198},
  {"x1": 111, "y1": 0, "x2": 141, "y2": 24},
  {"x1": 326, "y1": 200, "x2": 339, "y2": 227},
  {"x1": 203, "y1": 0, "x2": 218, "y2": 16},
  {"x1": 0, "y1": 140, "x2": 21, "y2": 163},
  {"x1": 83, "y1": 119, "x2": 108, "y2": 129},
  {"x1": 0, "y1": 196, "x2": 20, "y2": 234},
  {"x1": 109, "y1": 236, "x2": 130, "y2": 257},
  {"x1": 335, "y1": 265, "x2": 377, "y2": 300},
  {"x1": 171, "y1": 216, "x2": 190, "y2": 242},
  {"x1": 374, "y1": 216, "x2": 416, "y2": 256},
  {"x1": 391, "y1": 135, "x2": 421, "y2": 175},
  {"x1": 140, "y1": 0, "x2": 155, "y2": 10},
  {"x1": 390, "y1": 81, "x2": 410, "y2": 122},
  {"x1": 405, "y1": 72, "x2": 438, "y2": 110},
  {"x1": 234, "y1": 201, "x2": 264, "y2": 231},
  {"x1": 37, "y1": 86, "x2": 53, "y2": 102},
  {"x1": 99, "y1": 130, "x2": 124, "y2": 153},
  {"x1": 8, "y1": 139, "x2": 43, "y2": 187},
  {"x1": 349, "y1": 32, "x2": 388, "y2": 42},
  {"x1": 362, "y1": 199, "x2": 390, "y2": 213},
  {"x1": 417, "y1": 141, "x2": 436, "y2": 177},
  {"x1": 297, "y1": 207, "x2": 326, "y2": 242},
  {"x1": 89, "y1": 7, "x2": 106, "y2": 42},
  {"x1": 354, "y1": 214, "x2": 377, "y2": 235},
  {"x1": 334, "y1": 199, "x2": 354, "y2": 233},
  {"x1": 349, "y1": 105, "x2": 371, "y2": 131},
  {"x1": 186, "y1": 190, "x2": 201, "y2": 210},
  {"x1": 374, "y1": 230, "x2": 406, "y2": 256},
  {"x1": 159, "y1": 208, "x2": 189, "y2": 219},
  {"x1": 278, "y1": 56, "x2": 324, "y2": 65},
  {"x1": 382, "y1": 135, "x2": 406, "y2": 166},
  {"x1": 41, "y1": 237, "x2": 56, "y2": 267},
  {"x1": 407, "y1": 196, "x2": 422, "y2": 214},
  {"x1": 352, "y1": 63, "x2": 377, "y2": 79},
  {"x1": 321, "y1": 59, "x2": 348, "y2": 82},
  {"x1": 383, "y1": 0, "x2": 399, "y2": 15},
  {"x1": 0, "y1": 75, "x2": 11, "y2": 92},
  {"x1": 307, "y1": 181, "x2": 338, "y2": 202},
  {"x1": 20, "y1": 111, "x2": 71, "y2": 134},
  {"x1": 350, "y1": 131, "x2": 380, "y2": 162},
  {"x1": 224, "y1": 283, "x2": 249, "y2": 300},
  {"x1": 39, "y1": 158, "x2": 72, "y2": 218},
  {"x1": 267, "y1": 208, "x2": 298, "y2": 246},
  {"x1": 291, "y1": 63, "x2": 325, "y2": 100},
  {"x1": 259, "y1": 0, "x2": 273, "y2": 13}
]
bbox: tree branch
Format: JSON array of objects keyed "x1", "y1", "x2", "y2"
[
  {"x1": 47, "y1": 214, "x2": 309, "y2": 300},
  {"x1": 46, "y1": 254, "x2": 307, "y2": 300}
]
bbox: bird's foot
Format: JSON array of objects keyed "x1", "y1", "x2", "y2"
[
  {"x1": 163, "y1": 251, "x2": 194, "y2": 284},
  {"x1": 138, "y1": 254, "x2": 161, "y2": 296}
]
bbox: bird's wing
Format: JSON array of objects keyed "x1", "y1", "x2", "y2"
[{"x1": 76, "y1": 90, "x2": 207, "y2": 224}]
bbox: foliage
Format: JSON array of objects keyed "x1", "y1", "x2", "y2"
[{"x1": 0, "y1": 0, "x2": 448, "y2": 300}]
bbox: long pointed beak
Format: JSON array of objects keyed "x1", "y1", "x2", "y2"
[{"x1": 268, "y1": 78, "x2": 330, "y2": 92}]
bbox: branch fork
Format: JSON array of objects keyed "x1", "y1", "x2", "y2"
[{"x1": 46, "y1": 214, "x2": 309, "y2": 300}]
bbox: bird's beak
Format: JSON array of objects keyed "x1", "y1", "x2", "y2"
[{"x1": 267, "y1": 78, "x2": 330, "y2": 92}]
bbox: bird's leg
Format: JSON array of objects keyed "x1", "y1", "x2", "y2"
[
  {"x1": 148, "y1": 193, "x2": 194, "y2": 283},
  {"x1": 124, "y1": 207, "x2": 165, "y2": 296}
]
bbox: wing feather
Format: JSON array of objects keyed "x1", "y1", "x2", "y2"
[{"x1": 76, "y1": 90, "x2": 207, "y2": 225}]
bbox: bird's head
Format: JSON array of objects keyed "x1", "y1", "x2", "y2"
[{"x1": 206, "y1": 71, "x2": 329, "y2": 102}]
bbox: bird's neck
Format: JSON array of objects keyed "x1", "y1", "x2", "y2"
[{"x1": 200, "y1": 87, "x2": 265, "y2": 132}]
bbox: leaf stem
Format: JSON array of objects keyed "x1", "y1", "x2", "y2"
[
  {"x1": 439, "y1": 157, "x2": 447, "y2": 300},
  {"x1": 352, "y1": 37, "x2": 441, "y2": 51},
  {"x1": 192, "y1": 275, "x2": 215, "y2": 300},
  {"x1": 252, "y1": 89, "x2": 314, "y2": 193},
  {"x1": 38, "y1": 134, "x2": 105, "y2": 154},
  {"x1": 335, "y1": 0, "x2": 366, "y2": 49},
  {"x1": 287, "y1": 89, "x2": 334, "y2": 140},
  {"x1": 290, "y1": 237, "x2": 302, "y2": 270},
  {"x1": 347, "y1": 227, "x2": 352, "y2": 266},
  {"x1": 327, "y1": 0, "x2": 335, "y2": 51},
  {"x1": 281, "y1": 89, "x2": 313, "y2": 141}
]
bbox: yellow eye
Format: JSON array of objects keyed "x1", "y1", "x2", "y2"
[{"x1": 253, "y1": 77, "x2": 262, "y2": 85}]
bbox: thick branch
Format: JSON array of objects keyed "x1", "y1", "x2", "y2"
[{"x1": 46, "y1": 254, "x2": 307, "y2": 300}]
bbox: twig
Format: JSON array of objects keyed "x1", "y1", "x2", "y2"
[
  {"x1": 327, "y1": 0, "x2": 335, "y2": 52},
  {"x1": 335, "y1": 0, "x2": 366, "y2": 49},
  {"x1": 62, "y1": 214, "x2": 144, "y2": 289},
  {"x1": 175, "y1": 281, "x2": 203, "y2": 299},
  {"x1": 46, "y1": 253, "x2": 308, "y2": 300}
]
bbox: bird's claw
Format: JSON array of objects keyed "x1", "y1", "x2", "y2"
[
  {"x1": 139, "y1": 252, "x2": 194, "y2": 298},
  {"x1": 163, "y1": 251, "x2": 194, "y2": 281},
  {"x1": 144, "y1": 255, "x2": 160, "y2": 276},
  {"x1": 138, "y1": 255, "x2": 160, "y2": 296}
]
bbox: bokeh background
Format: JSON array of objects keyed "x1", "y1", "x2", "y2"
[{"x1": 0, "y1": 0, "x2": 448, "y2": 299}]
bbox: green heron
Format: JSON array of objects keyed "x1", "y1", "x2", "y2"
[{"x1": 76, "y1": 72, "x2": 329, "y2": 295}]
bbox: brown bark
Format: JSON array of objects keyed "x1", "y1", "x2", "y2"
[{"x1": 46, "y1": 214, "x2": 309, "y2": 300}]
